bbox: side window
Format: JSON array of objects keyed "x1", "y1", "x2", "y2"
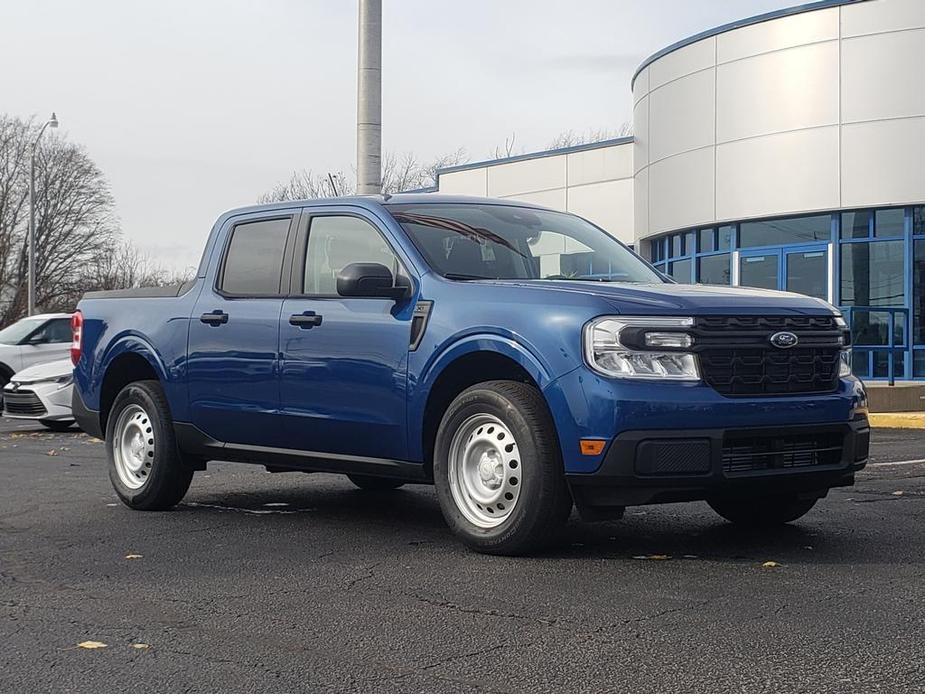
[
  {"x1": 219, "y1": 217, "x2": 291, "y2": 296},
  {"x1": 29, "y1": 319, "x2": 71, "y2": 344},
  {"x1": 303, "y1": 216, "x2": 399, "y2": 295}
]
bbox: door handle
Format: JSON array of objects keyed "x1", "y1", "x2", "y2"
[
  {"x1": 289, "y1": 311, "x2": 323, "y2": 329},
  {"x1": 200, "y1": 310, "x2": 229, "y2": 326}
]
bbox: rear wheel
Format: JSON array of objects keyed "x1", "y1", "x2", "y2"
[
  {"x1": 708, "y1": 494, "x2": 818, "y2": 527},
  {"x1": 40, "y1": 419, "x2": 75, "y2": 432},
  {"x1": 106, "y1": 380, "x2": 193, "y2": 510},
  {"x1": 347, "y1": 474, "x2": 405, "y2": 491},
  {"x1": 433, "y1": 380, "x2": 572, "y2": 555}
]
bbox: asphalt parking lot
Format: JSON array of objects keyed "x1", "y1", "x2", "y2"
[{"x1": 1, "y1": 417, "x2": 923, "y2": 694}]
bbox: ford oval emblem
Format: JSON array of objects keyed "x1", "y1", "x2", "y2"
[{"x1": 770, "y1": 331, "x2": 799, "y2": 349}]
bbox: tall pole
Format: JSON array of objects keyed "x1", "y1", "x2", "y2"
[
  {"x1": 28, "y1": 148, "x2": 36, "y2": 315},
  {"x1": 27, "y1": 113, "x2": 57, "y2": 316},
  {"x1": 356, "y1": 0, "x2": 382, "y2": 195}
]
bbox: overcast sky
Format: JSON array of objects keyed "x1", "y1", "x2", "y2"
[{"x1": 4, "y1": 0, "x2": 795, "y2": 270}]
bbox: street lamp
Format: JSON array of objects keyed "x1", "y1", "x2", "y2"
[{"x1": 28, "y1": 112, "x2": 58, "y2": 316}]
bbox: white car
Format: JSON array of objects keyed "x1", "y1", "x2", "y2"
[
  {"x1": 2, "y1": 358, "x2": 76, "y2": 431},
  {"x1": 0, "y1": 313, "x2": 74, "y2": 399}
]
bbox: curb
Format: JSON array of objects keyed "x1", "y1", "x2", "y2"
[{"x1": 869, "y1": 413, "x2": 925, "y2": 429}]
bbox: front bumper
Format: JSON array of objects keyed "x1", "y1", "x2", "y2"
[
  {"x1": 2, "y1": 382, "x2": 74, "y2": 422},
  {"x1": 566, "y1": 416, "x2": 869, "y2": 516}
]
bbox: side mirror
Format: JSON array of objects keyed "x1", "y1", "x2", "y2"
[{"x1": 336, "y1": 262, "x2": 410, "y2": 300}]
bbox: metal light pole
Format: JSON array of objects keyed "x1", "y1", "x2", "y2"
[
  {"x1": 356, "y1": 0, "x2": 382, "y2": 195},
  {"x1": 28, "y1": 112, "x2": 58, "y2": 316}
]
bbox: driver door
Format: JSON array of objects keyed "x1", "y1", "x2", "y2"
[{"x1": 20, "y1": 317, "x2": 72, "y2": 370}]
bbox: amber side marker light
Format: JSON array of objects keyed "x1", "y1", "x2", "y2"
[{"x1": 580, "y1": 439, "x2": 607, "y2": 456}]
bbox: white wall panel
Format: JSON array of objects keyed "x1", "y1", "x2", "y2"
[
  {"x1": 633, "y1": 66, "x2": 649, "y2": 103},
  {"x1": 649, "y1": 37, "x2": 715, "y2": 90},
  {"x1": 648, "y1": 147, "x2": 714, "y2": 234},
  {"x1": 498, "y1": 188, "x2": 567, "y2": 210},
  {"x1": 634, "y1": 167, "x2": 649, "y2": 240},
  {"x1": 567, "y1": 143, "x2": 632, "y2": 186},
  {"x1": 842, "y1": 0, "x2": 925, "y2": 37},
  {"x1": 487, "y1": 154, "x2": 566, "y2": 197},
  {"x1": 649, "y1": 69, "x2": 715, "y2": 162},
  {"x1": 842, "y1": 117, "x2": 925, "y2": 207},
  {"x1": 438, "y1": 168, "x2": 487, "y2": 196},
  {"x1": 567, "y1": 179, "x2": 634, "y2": 243},
  {"x1": 716, "y1": 127, "x2": 839, "y2": 221},
  {"x1": 842, "y1": 29, "x2": 925, "y2": 123},
  {"x1": 633, "y1": 96, "x2": 649, "y2": 174},
  {"x1": 716, "y1": 42, "x2": 838, "y2": 143},
  {"x1": 716, "y1": 7, "x2": 837, "y2": 63}
]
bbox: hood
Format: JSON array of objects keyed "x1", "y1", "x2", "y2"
[
  {"x1": 479, "y1": 280, "x2": 837, "y2": 315},
  {"x1": 12, "y1": 358, "x2": 74, "y2": 384}
]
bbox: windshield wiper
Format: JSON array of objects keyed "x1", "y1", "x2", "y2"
[{"x1": 543, "y1": 275, "x2": 615, "y2": 282}]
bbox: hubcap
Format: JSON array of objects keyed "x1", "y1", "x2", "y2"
[
  {"x1": 112, "y1": 404, "x2": 155, "y2": 490},
  {"x1": 447, "y1": 414, "x2": 522, "y2": 528}
]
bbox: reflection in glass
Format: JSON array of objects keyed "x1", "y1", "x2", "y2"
[{"x1": 840, "y1": 241, "x2": 904, "y2": 307}]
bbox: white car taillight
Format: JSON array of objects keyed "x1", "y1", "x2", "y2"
[{"x1": 71, "y1": 310, "x2": 83, "y2": 365}]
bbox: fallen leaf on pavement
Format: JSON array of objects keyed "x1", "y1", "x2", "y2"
[
  {"x1": 892, "y1": 491, "x2": 904, "y2": 496},
  {"x1": 77, "y1": 641, "x2": 108, "y2": 649},
  {"x1": 762, "y1": 561, "x2": 782, "y2": 568},
  {"x1": 47, "y1": 449, "x2": 58, "y2": 456},
  {"x1": 131, "y1": 643, "x2": 151, "y2": 650},
  {"x1": 124, "y1": 554, "x2": 143, "y2": 560}
]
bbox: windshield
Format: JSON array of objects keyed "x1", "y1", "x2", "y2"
[
  {"x1": 389, "y1": 203, "x2": 664, "y2": 283},
  {"x1": 0, "y1": 317, "x2": 46, "y2": 345}
]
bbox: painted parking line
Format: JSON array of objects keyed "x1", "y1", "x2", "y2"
[{"x1": 868, "y1": 459, "x2": 925, "y2": 468}]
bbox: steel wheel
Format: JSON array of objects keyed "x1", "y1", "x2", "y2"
[
  {"x1": 112, "y1": 404, "x2": 155, "y2": 490},
  {"x1": 447, "y1": 413, "x2": 522, "y2": 528}
]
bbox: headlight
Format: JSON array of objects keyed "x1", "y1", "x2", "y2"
[
  {"x1": 584, "y1": 316, "x2": 700, "y2": 381},
  {"x1": 839, "y1": 349, "x2": 852, "y2": 377}
]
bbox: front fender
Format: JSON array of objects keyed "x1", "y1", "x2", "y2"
[{"x1": 407, "y1": 332, "x2": 560, "y2": 462}]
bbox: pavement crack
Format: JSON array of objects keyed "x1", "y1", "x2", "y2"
[
  {"x1": 345, "y1": 561, "x2": 382, "y2": 591},
  {"x1": 404, "y1": 591, "x2": 559, "y2": 626}
]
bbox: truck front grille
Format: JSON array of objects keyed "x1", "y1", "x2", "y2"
[
  {"x1": 3, "y1": 390, "x2": 47, "y2": 417},
  {"x1": 693, "y1": 315, "x2": 845, "y2": 397},
  {"x1": 722, "y1": 430, "x2": 845, "y2": 475}
]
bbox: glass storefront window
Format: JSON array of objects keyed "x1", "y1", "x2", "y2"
[
  {"x1": 668, "y1": 258, "x2": 691, "y2": 283},
  {"x1": 853, "y1": 350, "x2": 870, "y2": 378},
  {"x1": 914, "y1": 207, "x2": 925, "y2": 236},
  {"x1": 873, "y1": 351, "x2": 904, "y2": 379},
  {"x1": 915, "y1": 351, "x2": 925, "y2": 378},
  {"x1": 697, "y1": 254, "x2": 731, "y2": 285},
  {"x1": 875, "y1": 208, "x2": 904, "y2": 238},
  {"x1": 698, "y1": 229, "x2": 713, "y2": 253},
  {"x1": 717, "y1": 225, "x2": 735, "y2": 250},
  {"x1": 842, "y1": 210, "x2": 871, "y2": 239},
  {"x1": 740, "y1": 215, "x2": 830, "y2": 248},
  {"x1": 739, "y1": 253, "x2": 778, "y2": 290},
  {"x1": 915, "y1": 241, "x2": 925, "y2": 344},
  {"x1": 851, "y1": 311, "x2": 904, "y2": 346},
  {"x1": 840, "y1": 240, "x2": 904, "y2": 307}
]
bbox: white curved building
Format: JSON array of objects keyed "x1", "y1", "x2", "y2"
[{"x1": 437, "y1": 0, "x2": 925, "y2": 380}]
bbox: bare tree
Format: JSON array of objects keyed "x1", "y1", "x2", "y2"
[
  {"x1": 259, "y1": 148, "x2": 468, "y2": 203},
  {"x1": 490, "y1": 133, "x2": 519, "y2": 160},
  {"x1": 546, "y1": 123, "x2": 633, "y2": 150},
  {"x1": 0, "y1": 115, "x2": 122, "y2": 325}
]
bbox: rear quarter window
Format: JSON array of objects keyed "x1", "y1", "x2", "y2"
[{"x1": 219, "y1": 218, "x2": 291, "y2": 295}]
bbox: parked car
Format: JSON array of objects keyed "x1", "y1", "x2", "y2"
[
  {"x1": 2, "y1": 358, "x2": 76, "y2": 431},
  {"x1": 71, "y1": 195, "x2": 869, "y2": 555},
  {"x1": 0, "y1": 313, "x2": 74, "y2": 408}
]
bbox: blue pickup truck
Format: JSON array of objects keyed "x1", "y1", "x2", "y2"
[{"x1": 72, "y1": 195, "x2": 869, "y2": 554}]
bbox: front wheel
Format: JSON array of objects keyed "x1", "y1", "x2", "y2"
[
  {"x1": 106, "y1": 380, "x2": 193, "y2": 511},
  {"x1": 433, "y1": 381, "x2": 572, "y2": 555},
  {"x1": 708, "y1": 495, "x2": 818, "y2": 527}
]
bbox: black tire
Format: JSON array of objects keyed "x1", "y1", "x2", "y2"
[
  {"x1": 708, "y1": 495, "x2": 818, "y2": 527},
  {"x1": 0, "y1": 371, "x2": 9, "y2": 412},
  {"x1": 40, "y1": 419, "x2": 75, "y2": 432},
  {"x1": 433, "y1": 380, "x2": 572, "y2": 555},
  {"x1": 106, "y1": 380, "x2": 193, "y2": 511},
  {"x1": 347, "y1": 474, "x2": 405, "y2": 491}
]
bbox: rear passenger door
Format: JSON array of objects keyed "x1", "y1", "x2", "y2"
[
  {"x1": 278, "y1": 209, "x2": 417, "y2": 460},
  {"x1": 186, "y1": 212, "x2": 296, "y2": 447},
  {"x1": 19, "y1": 318, "x2": 72, "y2": 370}
]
